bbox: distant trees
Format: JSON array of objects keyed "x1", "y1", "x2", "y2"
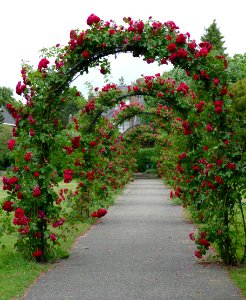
[
  {"x1": 201, "y1": 19, "x2": 226, "y2": 54},
  {"x1": 227, "y1": 53, "x2": 246, "y2": 84},
  {"x1": 0, "y1": 86, "x2": 16, "y2": 106},
  {"x1": 230, "y1": 79, "x2": 246, "y2": 151}
]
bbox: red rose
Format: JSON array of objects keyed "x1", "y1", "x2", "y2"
[
  {"x1": 176, "y1": 33, "x2": 186, "y2": 44},
  {"x1": 206, "y1": 123, "x2": 213, "y2": 132},
  {"x1": 226, "y1": 162, "x2": 236, "y2": 170},
  {"x1": 50, "y1": 233, "x2": 57, "y2": 242},
  {"x1": 147, "y1": 58, "x2": 155, "y2": 64},
  {"x1": 167, "y1": 43, "x2": 177, "y2": 52},
  {"x1": 33, "y1": 186, "x2": 41, "y2": 197},
  {"x1": 52, "y1": 218, "x2": 65, "y2": 228},
  {"x1": 28, "y1": 115, "x2": 36, "y2": 125},
  {"x1": 34, "y1": 171, "x2": 40, "y2": 178},
  {"x1": 24, "y1": 152, "x2": 32, "y2": 162},
  {"x1": 97, "y1": 208, "x2": 107, "y2": 218},
  {"x1": 193, "y1": 74, "x2": 199, "y2": 80},
  {"x1": 33, "y1": 249, "x2": 43, "y2": 257},
  {"x1": 214, "y1": 106, "x2": 223, "y2": 114},
  {"x1": 198, "y1": 238, "x2": 210, "y2": 247},
  {"x1": 63, "y1": 169, "x2": 74, "y2": 183},
  {"x1": 16, "y1": 81, "x2": 26, "y2": 95},
  {"x1": 161, "y1": 58, "x2": 167, "y2": 64},
  {"x1": 2, "y1": 200, "x2": 14, "y2": 212},
  {"x1": 15, "y1": 207, "x2": 25, "y2": 218},
  {"x1": 87, "y1": 14, "x2": 100, "y2": 26},
  {"x1": 29, "y1": 129, "x2": 35, "y2": 136},
  {"x1": 71, "y1": 136, "x2": 80, "y2": 149},
  {"x1": 91, "y1": 211, "x2": 98, "y2": 218},
  {"x1": 82, "y1": 50, "x2": 90, "y2": 59},
  {"x1": 89, "y1": 141, "x2": 96, "y2": 147},
  {"x1": 195, "y1": 250, "x2": 203, "y2": 258},
  {"x1": 189, "y1": 232, "x2": 195, "y2": 241},
  {"x1": 178, "y1": 152, "x2": 187, "y2": 159},
  {"x1": 177, "y1": 48, "x2": 188, "y2": 58},
  {"x1": 38, "y1": 58, "x2": 49, "y2": 71},
  {"x1": 215, "y1": 175, "x2": 224, "y2": 184},
  {"x1": 7, "y1": 139, "x2": 16, "y2": 150}
]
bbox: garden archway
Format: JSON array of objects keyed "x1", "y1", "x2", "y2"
[{"x1": 2, "y1": 14, "x2": 244, "y2": 265}]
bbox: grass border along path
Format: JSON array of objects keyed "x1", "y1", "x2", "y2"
[{"x1": 0, "y1": 220, "x2": 94, "y2": 300}]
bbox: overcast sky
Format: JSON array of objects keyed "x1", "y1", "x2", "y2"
[{"x1": 0, "y1": 0, "x2": 245, "y2": 98}]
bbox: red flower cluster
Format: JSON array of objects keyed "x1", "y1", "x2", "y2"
[
  {"x1": 182, "y1": 120, "x2": 192, "y2": 135},
  {"x1": 33, "y1": 249, "x2": 43, "y2": 257},
  {"x1": 82, "y1": 50, "x2": 90, "y2": 59},
  {"x1": 91, "y1": 208, "x2": 107, "y2": 218},
  {"x1": 64, "y1": 169, "x2": 74, "y2": 183},
  {"x1": 52, "y1": 218, "x2": 65, "y2": 228},
  {"x1": 24, "y1": 152, "x2": 32, "y2": 162},
  {"x1": 13, "y1": 208, "x2": 30, "y2": 226},
  {"x1": 33, "y1": 186, "x2": 41, "y2": 197},
  {"x1": 86, "y1": 170, "x2": 95, "y2": 181},
  {"x1": 38, "y1": 58, "x2": 50, "y2": 71},
  {"x1": 214, "y1": 100, "x2": 224, "y2": 114},
  {"x1": 28, "y1": 115, "x2": 36, "y2": 125},
  {"x1": 87, "y1": 14, "x2": 100, "y2": 26},
  {"x1": 2, "y1": 200, "x2": 14, "y2": 212},
  {"x1": 215, "y1": 175, "x2": 224, "y2": 185},
  {"x1": 16, "y1": 81, "x2": 26, "y2": 95},
  {"x1": 2, "y1": 176, "x2": 18, "y2": 190},
  {"x1": 50, "y1": 233, "x2": 57, "y2": 241},
  {"x1": 178, "y1": 152, "x2": 187, "y2": 159},
  {"x1": 89, "y1": 141, "x2": 97, "y2": 147},
  {"x1": 206, "y1": 123, "x2": 213, "y2": 132},
  {"x1": 7, "y1": 139, "x2": 16, "y2": 150},
  {"x1": 85, "y1": 99, "x2": 95, "y2": 113},
  {"x1": 195, "y1": 101, "x2": 205, "y2": 113},
  {"x1": 226, "y1": 162, "x2": 236, "y2": 170},
  {"x1": 71, "y1": 136, "x2": 81, "y2": 149}
]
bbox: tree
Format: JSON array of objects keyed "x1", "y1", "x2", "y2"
[
  {"x1": 0, "y1": 124, "x2": 13, "y2": 168},
  {"x1": 201, "y1": 19, "x2": 226, "y2": 54},
  {"x1": 230, "y1": 79, "x2": 246, "y2": 150},
  {"x1": 119, "y1": 76, "x2": 125, "y2": 86},
  {"x1": 57, "y1": 89, "x2": 86, "y2": 125},
  {"x1": 0, "y1": 86, "x2": 16, "y2": 106},
  {"x1": 227, "y1": 53, "x2": 246, "y2": 84}
]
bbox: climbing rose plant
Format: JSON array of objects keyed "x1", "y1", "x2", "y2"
[{"x1": 0, "y1": 14, "x2": 245, "y2": 265}]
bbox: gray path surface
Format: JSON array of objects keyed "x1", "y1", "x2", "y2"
[{"x1": 22, "y1": 179, "x2": 243, "y2": 300}]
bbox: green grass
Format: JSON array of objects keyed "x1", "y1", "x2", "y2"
[
  {"x1": 0, "y1": 180, "x2": 95, "y2": 300},
  {"x1": 229, "y1": 266, "x2": 246, "y2": 298},
  {"x1": 0, "y1": 220, "x2": 94, "y2": 300}
]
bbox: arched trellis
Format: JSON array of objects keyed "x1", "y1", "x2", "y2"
[{"x1": 2, "y1": 15, "x2": 244, "y2": 265}]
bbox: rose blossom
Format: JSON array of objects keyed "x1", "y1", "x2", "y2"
[
  {"x1": 7, "y1": 139, "x2": 16, "y2": 150},
  {"x1": 38, "y1": 58, "x2": 50, "y2": 71},
  {"x1": 63, "y1": 169, "x2": 74, "y2": 183},
  {"x1": 33, "y1": 186, "x2": 41, "y2": 197},
  {"x1": 24, "y1": 152, "x2": 32, "y2": 162},
  {"x1": 33, "y1": 249, "x2": 43, "y2": 257},
  {"x1": 82, "y1": 50, "x2": 90, "y2": 59},
  {"x1": 2, "y1": 200, "x2": 14, "y2": 212},
  {"x1": 87, "y1": 14, "x2": 100, "y2": 26}
]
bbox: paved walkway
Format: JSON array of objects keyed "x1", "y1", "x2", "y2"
[{"x1": 22, "y1": 179, "x2": 243, "y2": 300}]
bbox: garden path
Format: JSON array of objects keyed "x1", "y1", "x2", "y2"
[{"x1": 22, "y1": 178, "x2": 243, "y2": 300}]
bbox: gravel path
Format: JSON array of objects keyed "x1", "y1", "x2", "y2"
[{"x1": 22, "y1": 178, "x2": 243, "y2": 300}]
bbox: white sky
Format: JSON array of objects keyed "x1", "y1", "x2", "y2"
[{"x1": 0, "y1": 0, "x2": 245, "y2": 98}]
